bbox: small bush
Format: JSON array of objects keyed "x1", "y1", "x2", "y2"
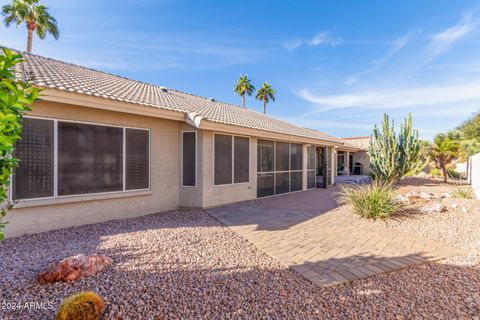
[
  {"x1": 453, "y1": 186, "x2": 473, "y2": 199},
  {"x1": 447, "y1": 168, "x2": 461, "y2": 179},
  {"x1": 338, "y1": 182, "x2": 405, "y2": 220},
  {"x1": 56, "y1": 292, "x2": 105, "y2": 320},
  {"x1": 430, "y1": 168, "x2": 441, "y2": 178}
]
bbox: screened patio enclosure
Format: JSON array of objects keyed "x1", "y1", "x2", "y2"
[{"x1": 256, "y1": 140, "x2": 333, "y2": 198}]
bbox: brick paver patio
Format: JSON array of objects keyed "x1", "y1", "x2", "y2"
[{"x1": 207, "y1": 187, "x2": 464, "y2": 287}]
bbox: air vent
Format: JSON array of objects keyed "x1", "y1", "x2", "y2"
[
  {"x1": 159, "y1": 86, "x2": 168, "y2": 92},
  {"x1": 209, "y1": 97, "x2": 216, "y2": 102}
]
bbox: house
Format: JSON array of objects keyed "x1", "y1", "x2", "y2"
[
  {"x1": 339, "y1": 137, "x2": 371, "y2": 176},
  {"x1": 5, "y1": 51, "x2": 366, "y2": 238}
]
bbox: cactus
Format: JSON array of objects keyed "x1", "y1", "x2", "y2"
[
  {"x1": 368, "y1": 113, "x2": 425, "y2": 185},
  {"x1": 56, "y1": 292, "x2": 105, "y2": 320}
]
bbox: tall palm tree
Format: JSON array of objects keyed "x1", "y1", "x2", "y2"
[
  {"x1": 256, "y1": 82, "x2": 275, "y2": 114},
  {"x1": 2, "y1": 0, "x2": 59, "y2": 53},
  {"x1": 233, "y1": 74, "x2": 255, "y2": 108},
  {"x1": 429, "y1": 133, "x2": 460, "y2": 182}
]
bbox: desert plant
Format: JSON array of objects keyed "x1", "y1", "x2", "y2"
[
  {"x1": 2, "y1": 0, "x2": 59, "y2": 53},
  {"x1": 429, "y1": 133, "x2": 460, "y2": 182},
  {"x1": 56, "y1": 292, "x2": 105, "y2": 320},
  {"x1": 337, "y1": 182, "x2": 405, "y2": 220},
  {"x1": 453, "y1": 186, "x2": 473, "y2": 199},
  {"x1": 233, "y1": 74, "x2": 255, "y2": 108},
  {"x1": 255, "y1": 82, "x2": 275, "y2": 114},
  {"x1": 430, "y1": 167, "x2": 441, "y2": 178},
  {"x1": 368, "y1": 113, "x2": 425, "y2": 185},
  {"x1": 0, "y1": 48, "x2": 40, "y2": 240}
]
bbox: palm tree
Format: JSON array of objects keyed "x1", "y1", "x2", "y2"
[
  {"x1": 2, "y1": 0, "x2": 59, "y2": 53},
  {"x1": 256, "y1": 82, "x2": 275, "y2": 114},
  {"x1": 233, "y1": 74, "x2": 255, "y2": 108},
  {"x1": 429, "y1": 133, "x2": 460, "y2": 182}
]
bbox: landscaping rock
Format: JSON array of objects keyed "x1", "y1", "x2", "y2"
[
  {"x1": 37, "y1": 253, "x2": 113, "y2": 284},
  {"x1": 394, "y1": 195, "x2": 410, "y2": 204},
  {"x1": 461, "y1": 207, "x2": 469, "y2": 214},
  {"x1": 420, "y1": 202, "x2": 447, "y2": 214},
  {"x1": 451, "y1": 203, "x2": 459, "y2": 209},
  {"x1": 419, "y1": 192, "x2": 434, "y2": 201}
]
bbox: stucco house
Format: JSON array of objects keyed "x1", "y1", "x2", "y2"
[{"x1": 6, "y1": 51, "x2": 367, "y2": 238}]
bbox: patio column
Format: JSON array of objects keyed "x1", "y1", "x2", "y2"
[
  {"x1": 302, "y1": 144, "x2": 308, "y2": 190},
  {"x1": 345, "y1": 151, "x2": 350, "y2": 176}
]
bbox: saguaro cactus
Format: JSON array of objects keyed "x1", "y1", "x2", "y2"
[{"x1": 368, "y1": 113, "x2": 425, "y2": 185}]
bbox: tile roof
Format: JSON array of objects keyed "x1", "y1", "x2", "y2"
[
  {"x1": 13, "y1": 50, "x2": 342, "y2": 143},
  {"x1": 342, "y1": 137, "x2": 370, "y2": 150}
]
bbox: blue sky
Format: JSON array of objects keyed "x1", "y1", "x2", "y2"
[{"x1": 1, "y1": 0, "x2": 480, "y2": 139}]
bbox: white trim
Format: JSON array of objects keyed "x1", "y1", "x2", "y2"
[
  {"x1": 181, "y1": 130, "x2": 197, "y2": 187},
  {"x1": 213, "y1": 132, "x2": 251, "y2": 186},
  {"x1": 11, "y1": 116, "x2": 151, "y2": 203}
]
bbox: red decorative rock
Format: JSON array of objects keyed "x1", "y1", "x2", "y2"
[{"x1": 37, "y1": 254, "x2": 113, "y2": 284}]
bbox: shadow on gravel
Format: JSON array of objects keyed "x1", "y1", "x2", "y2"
[{"x1": 1, "y1": 239, "x2": 479, "y2": 319}]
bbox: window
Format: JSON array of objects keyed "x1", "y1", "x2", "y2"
[
  {"x1": 126, "y1": 129, "x2": 149, "y2": 190},
  {"x1": 234, "y1": 136, "x2": 249, "y2": 183},
  {"x1": 214, "y1": 134, "x2": 250, "y2": 185},
  {"x1": 214, "y1": 134, "x2": 233, "y2": 185},
  {"x1": 182, "y1": 132, "x2": 196, "y2": 186},
  {"x1": 12, "y1": 117, "x2": 150, "y2": 200},
  {"x1": 12, "y1": 118, "x2": 54, "y2": 200},
  {"x1": 257, "y1": 140, "x2": 305, "y2": 198},
  {"x1": 58, "y1": 122, "x2": 123, "y2": 195}
]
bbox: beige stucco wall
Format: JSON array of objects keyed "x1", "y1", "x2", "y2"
[
  {"x1": 5, "y1": 100, "x2": 181, "y2": 238},
  {"x1": 352, "y1": 151, "x2": 371, "y2": 175}
]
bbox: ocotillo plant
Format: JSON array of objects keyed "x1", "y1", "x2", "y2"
[{"x1": 368, "y1": 113, "x2": 425, "y2": 185}]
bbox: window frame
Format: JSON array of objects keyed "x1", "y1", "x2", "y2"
[
  {"x1": 181, "y1": 130, "x2": 197, "y2": 187},
  {"x1": 10, "y1": 116, "x2": 151, "y2": 202},
  {"x1": 213, "y1": 132, "x2": 250, "y2": 186}
]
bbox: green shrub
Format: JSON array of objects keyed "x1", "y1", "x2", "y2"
[
  {"x1": 447, "y1": 168, "x2": 461, "y2": 179},
  {"x1": 56, "y1": 292, "x2": 105, "y2": 320},
  {"x1": 0, "y1": 48, "x2": 40, "y2": 240},
  {"x1": 453, "y1": 186, "x2": 473, "y2": 199},
  {"x1": 338, "y1": 182, "x2": 405, "y2": 220},
  {"x1": 430, "y1": 168, "x2": 441, "y2": 178}
]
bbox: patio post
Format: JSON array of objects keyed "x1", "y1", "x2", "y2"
[{"x1": 345, "y1": 151, "x2": 350, "y2": 176}]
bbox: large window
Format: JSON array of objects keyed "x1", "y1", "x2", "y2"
[
  {"x1": 182, "y1": 131, "x2": 196, "y2": 186},
  {"x1": 256, "y1": 140, "x2": 304, "y2": 198},
  {"x1": 214, "y1": 134, "x2": 249, "y2": 185},
  {"x1": 12, "y1": 118, "x2": 150, "y2": 200}
]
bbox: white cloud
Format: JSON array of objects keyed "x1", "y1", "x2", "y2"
[
  {"x1": 426, "y1": 10, "x2": 479, "y2": 62},
  {"x1": 283, "y1": 39, "x2": 303, "y2": 50},
  {"x1": 299, "y1": 80, "x2": 480, "y2": 111},
  {"x1": 283, "y1": 31, "x2": 341, "y2": 50}
]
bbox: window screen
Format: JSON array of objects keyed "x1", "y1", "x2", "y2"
[
  {"x1": 182, "y1": 132, "x2": 196, "y2": 186},
  {"x1": 275, "y1": 142, "x2": 289, "y2": 171},
  {"x1": 257, "y1": 140, "x2": 274, "y2": 172},
  {"x1": 126, "y1": 129, "x2": 149, "y2": 190},
  {"x1": 234, "y1": 136, "x2": 249, "y2": 183},
  {"x1": 307, "y1": 171, "x2": 316, "y2": 189},
  {"x1": 58, "y1": 122, "x2": 123, "y2": 195},
  {"x1": 307, "y1": 147, "x2": 316, "y2": 170},
  {"x1": 290, "y1": 144, "x2": 303, "y2": 171},
  {"x1": 13, "y1": 118, "x2": 54, "y2": 200},
  {"x1": 275, "y1": 172, "x2": 289, "y2": 194},
  {"x1": 257, "y1": 172, "x2": 274, "y2": 197},
  {"x1": 214, "y1": 134, "x2": 232, "y2": 185},
  {"x1": 290, "y1": 171, "x2": 303, "y2": 192}
]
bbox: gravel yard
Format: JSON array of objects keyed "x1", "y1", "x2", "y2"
[{"x1": 1, "y1": 177, "x2": 479, "y2": 319}]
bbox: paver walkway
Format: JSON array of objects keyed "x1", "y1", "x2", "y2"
[{"x1": 208, "y1": 187, "x2": 464, "y2": 287}]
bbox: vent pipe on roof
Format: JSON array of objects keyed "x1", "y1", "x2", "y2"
[
  {"x1": 209, "y1": 97, "x2": 216, "y2": 102},
  {"x1": 159, "y1": 86, "x2": 168, "y2": 92}
]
